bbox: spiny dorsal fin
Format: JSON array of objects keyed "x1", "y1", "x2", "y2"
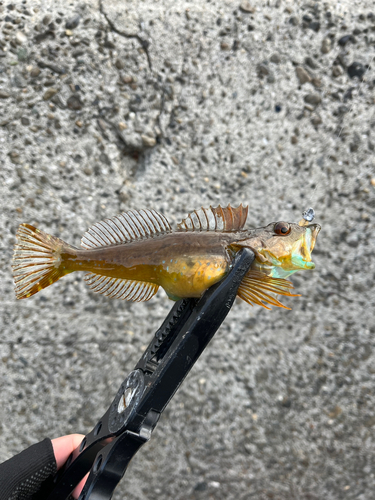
[
  {"x1": 237, "y1": 270, "x2": 300, "y2": 310},
  {"x1": 81, "y1": 209, "x2": 172, "y2": 249},
  {"x1": 84, "y1": 273, "x2": 159, "y2": 302},
  {"x1": 177, "y1": 204, "x2": 248, "y2": 232}
]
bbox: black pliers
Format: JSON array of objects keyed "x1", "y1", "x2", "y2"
[{"x1": 46, "y1": 248, "x2": 255, "y2": 500}]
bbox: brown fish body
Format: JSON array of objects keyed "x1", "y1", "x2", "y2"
[
  {"x1": 12, "y1": 204, "x2": 320, "y2": 309},
  {"x1": 64, "y1": 231, "x2": 241, "y2": 299}
]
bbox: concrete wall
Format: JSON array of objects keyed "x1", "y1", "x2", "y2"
[{"x1": 1, "y1": 0, "x2": 374, "y2": 498}]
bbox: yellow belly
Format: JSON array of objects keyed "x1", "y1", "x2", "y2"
[{"x1": 157, "y1": 256, "x2": 229, "y2": 299}]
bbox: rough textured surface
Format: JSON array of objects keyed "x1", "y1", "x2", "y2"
[{"x1": 0, "y1": 0, "x2": 374, "y2": 499}]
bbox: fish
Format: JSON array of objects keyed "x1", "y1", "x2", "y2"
[{"x1": 12, "y1": 204, "x2": 321, "y2": 310}]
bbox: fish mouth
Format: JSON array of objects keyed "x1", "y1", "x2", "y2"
[
  {"x1": 309, "y1": 223, "x2": 321, "y2": 252},
  {"x1": 291, "y1": 223, "x2": 321, "y2": 270}
]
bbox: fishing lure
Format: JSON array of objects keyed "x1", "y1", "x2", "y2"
[{"x1": 12, "y1": 205, "x2": 320, "y2": 310}]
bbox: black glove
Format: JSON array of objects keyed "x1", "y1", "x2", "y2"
[{"x1": 0, "y1": 438, "x2": 57, "y2": 500}]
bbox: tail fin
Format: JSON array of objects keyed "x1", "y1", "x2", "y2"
[{"x1": 12, "y1": 224, "x2": 72, "y2": 299}]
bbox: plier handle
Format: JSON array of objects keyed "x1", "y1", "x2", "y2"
[{"x1": 46, "y1": 248, "x2": 255, "y2": 500}]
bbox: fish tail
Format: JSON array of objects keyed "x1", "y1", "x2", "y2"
[{"x1": 12, "y1": 223, "x2": 74, "y2": 299}]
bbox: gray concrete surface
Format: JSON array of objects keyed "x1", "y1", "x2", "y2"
[{"x1": 0, "y1": 0, "x2": 375, "y2": 498}]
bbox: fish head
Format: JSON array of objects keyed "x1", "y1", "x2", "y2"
[{"x1": 232, "y1": 221, "x2": 321, "y2": 278}]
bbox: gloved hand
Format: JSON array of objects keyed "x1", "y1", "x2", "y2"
[{"x1": 0, "y1": 434, "x2": 85, "y2": 500}]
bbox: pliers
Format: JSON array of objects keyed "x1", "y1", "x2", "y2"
[{"x1": 45, "y1": 248, "x2": 255, "y2": 500}]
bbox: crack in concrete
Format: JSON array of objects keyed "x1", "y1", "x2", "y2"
[
  {"x1": 99, "y1": 0, "x2": 153, "y2": 72},
  {"x1": 98, "y1": 0, "x2": 172, "y2": 157}
]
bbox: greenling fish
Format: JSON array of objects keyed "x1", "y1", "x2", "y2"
[{"x1": 12, "y1": 205, "x2": 320, "y2": 310}]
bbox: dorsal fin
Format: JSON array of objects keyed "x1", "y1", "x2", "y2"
[
  {"x1": 81, "y1": 209, "x2": 172, "y2": 249},
  {"x1": 177, "y1": 204, "x2": 248, "y2": 232}
]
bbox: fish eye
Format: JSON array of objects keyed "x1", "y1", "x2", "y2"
[{"x1": 274, "y1": 222, "x2": 291, "y2": 235}]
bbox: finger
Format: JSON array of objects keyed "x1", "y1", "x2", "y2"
[{"x1": 51, "y1": 434, "x2": 85, "y2": 469}]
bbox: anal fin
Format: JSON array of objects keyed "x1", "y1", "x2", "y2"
[
  {"x1": 237, "y1": 271, "x2": 300, "y2": 310},
  {"x1": 84, "y1": 273, "x2": 159, "y2": 302}
]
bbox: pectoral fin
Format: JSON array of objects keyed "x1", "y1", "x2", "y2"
[{"x1": 237, "y1": 271, "x2": 300, "y2": 310}]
